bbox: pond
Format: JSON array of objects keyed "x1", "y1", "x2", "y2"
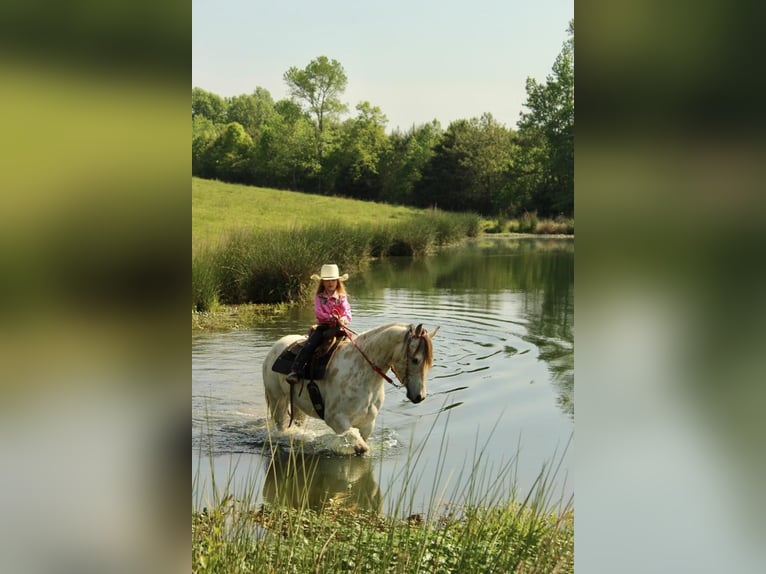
[{"x1": 192, "y1": 236, "x2": 574, "y2": 517}]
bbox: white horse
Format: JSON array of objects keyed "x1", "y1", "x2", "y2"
[{"x1": 262, "y1": 323, "x2": 436, "y2": 455}]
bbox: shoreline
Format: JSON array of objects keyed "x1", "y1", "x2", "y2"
[{"x1": 192, "y1": 233, "x2": 573, "y2": 333}]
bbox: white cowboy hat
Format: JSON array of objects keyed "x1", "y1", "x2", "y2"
[{"x1": 311, "y1": 263, "x2": 348, "y2": 281}]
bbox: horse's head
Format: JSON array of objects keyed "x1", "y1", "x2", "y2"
[{"x1": 395, "y1": 324, "x2": 437, "y2": 404}]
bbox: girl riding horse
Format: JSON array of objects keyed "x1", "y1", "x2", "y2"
[{"x1": 286, "y1": 264, "x2": 352, "y2": 384}]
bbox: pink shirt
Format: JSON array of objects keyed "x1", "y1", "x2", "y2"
[{"x1": 314, "y1": 291, "x2": 352, "y2": 324}]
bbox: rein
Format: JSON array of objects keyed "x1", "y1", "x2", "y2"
[
  {"x1": 340, "y1": 324, "x2": 430, "y2": 389},
  {"x1": 341, "y1": 325, "x2": 399, "y2": 387}
]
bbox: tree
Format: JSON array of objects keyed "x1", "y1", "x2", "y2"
[
  {"x1": 460, "y1": 113, "x2": 515, "y2": 214},
  {"x1": 414, "y1": 120, "x2": 473, "y2": 211},
  {"x1": 503, "y1": 129, "x2": 547, "y2": 215},
  {"x1": 379, "y1": 121, "x2": 442, "y2": 205},
  {"x1": 283, "y1": 56, "x2": 348, "y2": 192},
  {"x1": 192, "y1": 87, "x2": 227, "y2": 123},
  {"x1": 512, "y1": 19, "x2": 574, "y2": 216},
  {"x1": 192, "y1": 115, "x2": 221, "y2": 178},
  {"x1": 325, "y1": 102, "x2": 390, "y2": 200},
  {"x1": 414, "y1": 115, "x2": 514, "y2": 215},
  {"x1": 253, "y1": 101, "x2": 317, "y2": 190},
  {"x1": 226, "y1": 87, "x2": 276, "y2": 140},
  {"x1": 207, "y1": 122, "x2": 254, "y2": 183}
]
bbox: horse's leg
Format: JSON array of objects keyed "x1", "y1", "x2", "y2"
[
  {"x1": 290, "y1": 405, "x2": 308, "y2": 427},
  {"x1": 324, "y1": 413, "x2": 369, "y2": 455},
  {"x1": 357, "y1": 418, "x2": 375, "y2": 443},
  {"x1": 265, "y1": 376, "x2": 291, "y2": 431}
]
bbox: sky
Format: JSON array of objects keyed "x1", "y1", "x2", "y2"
[{"x1": 192, "y1": 0, "x2": 573, "y2": 132}]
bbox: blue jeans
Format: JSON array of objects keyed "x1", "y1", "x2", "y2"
[{"x1": 291, "y1": 324, "x2": 333, "y2": 375}]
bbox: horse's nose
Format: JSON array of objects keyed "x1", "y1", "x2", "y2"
[{"x1": 411, "y1": 394, "x2": 424, "y2": 404}]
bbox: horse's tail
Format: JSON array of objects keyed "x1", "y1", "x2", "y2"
[{"x1": 262, "y1": 343, "x2": 280, "y2": 420}]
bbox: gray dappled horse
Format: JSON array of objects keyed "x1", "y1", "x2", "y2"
[{"x1": 263, "y1": 323, "x2": 436, "y2": 454}]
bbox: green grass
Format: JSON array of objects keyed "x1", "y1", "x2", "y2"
[
  {"x1": 192, "y1": 419, "x2": 573, "y2": 573},
  {"x1": 192, "y1": 178, "x2": 481, "y2": 313},
  {"x1": 192, "y1": 498, "x2": 573, "y2": 573},
  {"x1": 193, "y1": 177, "x2": 429, "y2": 254},
  {"x1": 191, "y1": 177, "x2": 571, "y2": 318}
]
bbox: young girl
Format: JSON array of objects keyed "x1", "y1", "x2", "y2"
[{"x1": 286, "y1": 264, "x2": 352, "y2": 384}]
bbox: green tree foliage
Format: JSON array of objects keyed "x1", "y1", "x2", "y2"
[
  {"x1": 511, "y1": 19, "x2": 574, "y2": 216},
  {"x1": 192, "y1": 87, "x2": 227, "y2": 123},
  {"x1": 253, "y1": 102, "x2": 317, "y2": 190},
  {"x1": 225, "y1": 87, "x2": 276, "y2": 140},
  {"x1": 192, "y1": 115, "x2": 221, "y2": 178},
  {"x1": 191, "y1": 30, "x2": 574, "y2": 220},
  {"x1": 415, "y1": 114, "x2": 514, "y2": 215},
  {"x1": 283, "y1": 56, "x2": 349, "y2": 191},
  {"x1": 462, "y1": 113, "x2": 516, "y2": 214},
  {"x1": 415, "y1": 120, "x2": 472, "y2": 211},
  {"x1": 502, "y1": 129, "x2": 546, "y2": 215},
  {"x1": 207, "y1": 122, "x2": 255, "y2": 183},
  {"x1": 379, "y1": 121, "x2": 442, "y2": 205},
  {"x1": 325, "y1": 102, "x2": 391, "y2": 200}
]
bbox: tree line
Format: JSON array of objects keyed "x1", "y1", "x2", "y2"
[{"x1": 193, "y1": 21, "x2": 573, "y2": 218}]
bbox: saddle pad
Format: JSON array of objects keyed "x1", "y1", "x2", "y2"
[
  {"x1": 270, "y1": 336, "x2": 344, "y2": 380},
  {"x1": 270, "y1": 339, "x2": 304, "y2": 375}
]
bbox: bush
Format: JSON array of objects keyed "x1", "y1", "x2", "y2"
[{"x1": 518, "y1": 211, "x2": 539, "y2": 233}]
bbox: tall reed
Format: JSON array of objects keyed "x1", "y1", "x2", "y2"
[
  {"x1": 192, "y1": 411, "x2": 573, "y2": 573},
  {"x1": 518, "y1": 211, "x2": 540, "y2": 233},
  {"x1": 192, "y1": 247, "x2": 221, "y2": 311},
  {"x1": 191, "y1": 212, "x2": 481, "y2": 311}
]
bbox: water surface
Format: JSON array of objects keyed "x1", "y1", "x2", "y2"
[{"x1": 192, "y1": 236, "x2": 574, "y2": 516}]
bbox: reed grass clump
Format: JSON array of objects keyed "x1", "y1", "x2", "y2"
[
  {"x1": 485, "y1": 213, "x2": 574, "y2": 236},
  {"x1": 192, "y1": 212, "x2": 479, "y2": 311},
  {"x1": 192, "y1": 248, "x2": 221, "y2": 312},
  {"x1": 518, "y1": 211, "x2": 539, "y2": 233},
  {"x1": 369, "y1": 226, "x2": 397, "y2": 258},
  {"x1": 536, "y1": 216, "x2": 575, "y2": 235},
  {"x1": 485, "y1": 213, "x2": 509, "y2": 234},
  {"x1": 192, "y1": 415, "x2": 573, "y2": 573},
  {"x1": 192, "y1": 498, "x2": 573, "y2": 573},
  {"x1": 426, "y1": 209, "x2": 482, "y2": 243},
  {"x1": 386, "y1": 219, "x2": 437, "y2": 256}
]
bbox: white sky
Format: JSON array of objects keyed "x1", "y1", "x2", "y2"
[{"x1": 192, "y1": 0, "x2": 573, "y2": 132}]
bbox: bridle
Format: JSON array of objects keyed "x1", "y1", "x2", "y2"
[
  {"x1": 341, "y1": 323, "x2": 430, "y2": 390},
  {"x1": 390, "y1": 325, "x2": 430, "y2": 389}
]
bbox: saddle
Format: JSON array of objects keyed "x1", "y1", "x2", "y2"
[
  {"x1": 270, "y1": 325, "x2": 345, "y2": 381},
  {"x1": 271, "y1": 326, "x2": 346, "y2": 423}
]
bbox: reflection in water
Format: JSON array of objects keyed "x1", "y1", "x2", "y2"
[
  {"x1": 516, "y1": 244, "x2": 574, "y2": 417},
  {"x1": 262, "y1": 451, "x2": 383, "y2": 513}
]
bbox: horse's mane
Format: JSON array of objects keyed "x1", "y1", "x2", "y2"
[
  {"x1": 421, "y1": 331, "x2": 434, "y2": 368},
  {"x1": 354, "y1": 322, "x2": 433, "y2": 368}
]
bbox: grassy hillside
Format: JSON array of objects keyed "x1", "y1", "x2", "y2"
[
  {"x1": 193, "y1": 177, "x2": 427, "y2": 252},
  {"x1": 192, "y1": 178, "x2": 482, "y2": 313}
]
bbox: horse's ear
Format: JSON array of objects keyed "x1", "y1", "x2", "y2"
[
  {"x1": 429, "y1": 326, "x2": 440, "y2": 338},
  {"x1": 415, "y1": 324, "x2": 423, "y2": 337}
]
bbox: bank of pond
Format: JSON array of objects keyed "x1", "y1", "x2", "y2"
[
  {"x1": 192, "y1": 499, "x2": 573, "y2": 573},
  {"x1": 192, "y1": 212, "x2": 482, "y2": 313},
  {"x1": 192, "y1": 213, "x2": 573, "y2": 320},
  {"x1": 192, "y1": 447, "x2": 573, "y2": 573}
]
